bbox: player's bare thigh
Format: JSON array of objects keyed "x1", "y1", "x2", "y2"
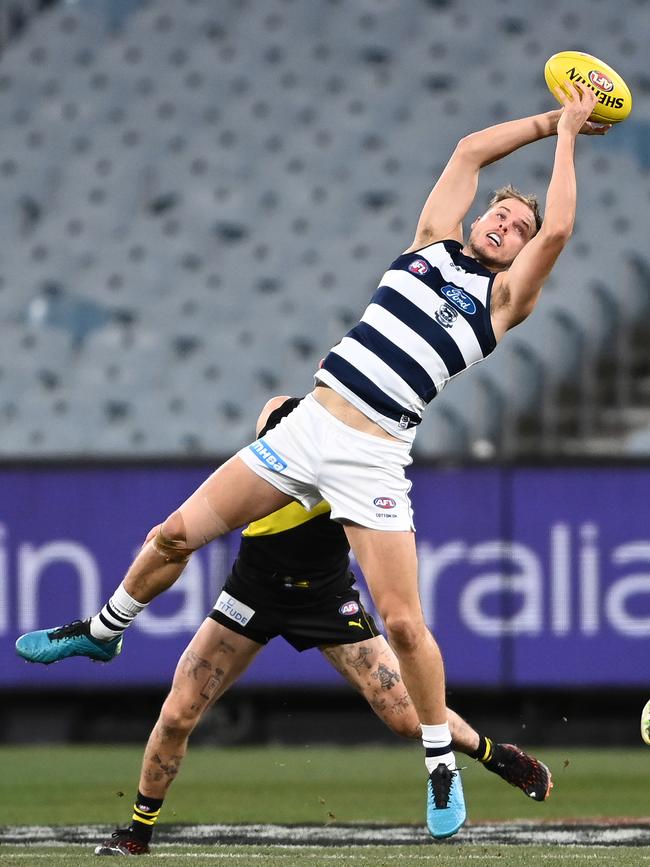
[
  {"x1": 175, "y1": 455, "x2": 293, "y2": 546},
  {"x1": 343, "y1": 525, "x2": 426, "y2": 645},
  {"x1": 167, "y1": 617, "x2": 263, "y2": 716},
  {"x1": 320, "y1": 635, "x2": 420, "y2": 738},
  {"x1": 343, "y1": 526, "x2": 420, "y2": 609}
]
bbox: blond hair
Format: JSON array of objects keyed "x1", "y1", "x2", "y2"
[{"x1": 488, "y1": 185, "x2": 542, "y2": 234}]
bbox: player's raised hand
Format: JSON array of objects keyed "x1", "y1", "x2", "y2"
[
  {"x1": 555, "y1": 81, "x2": 606, "y2": 136},
  {"x1": 578, "y1": 119, "x2": 612, "y2": 135}
]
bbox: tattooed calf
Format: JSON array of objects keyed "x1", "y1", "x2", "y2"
[
  {"x1": 145, "y1": 751, "x2": 183, "y2": 789},
  {"x1": 389, "y1": 693, "x2": 412, "y2": 716},
  {"x1": 371, "y1": 662, "x2": 401, "y2": 691}
]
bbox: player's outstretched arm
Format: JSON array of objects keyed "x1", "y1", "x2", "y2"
[
  {"x1": 406, "y1": 108, "x2": 564, "y2": 252},
  {"x1": 491, "y1": 82, "x2": 602, "y2": 336},
  {"x1": 405, "y1": 102, "x2": 610, "y2": 254}
]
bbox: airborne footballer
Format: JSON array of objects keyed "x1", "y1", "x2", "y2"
[{"x1": 18, "y1": 81, "x2": 608, "y2": 838}]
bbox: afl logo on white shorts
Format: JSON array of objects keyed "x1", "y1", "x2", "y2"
[
  {"x1": 408, "y1": 259, "x2": 429, "y2": 276},
  {"x1": 339, "y1": 601, "x2": 360, "y2": 616},
  {"x1": 374, "y1": 496, "x2": 396, "y2": 509}
]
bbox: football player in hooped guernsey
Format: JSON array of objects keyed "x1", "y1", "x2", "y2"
[
  {"x1": 17, "y1": 80, "x2": 609, "y2": 839},
  {"x1": 92, "y1": 395, "x2": 551, "y2": 856}
]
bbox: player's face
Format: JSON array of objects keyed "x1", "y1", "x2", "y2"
[{"x1": 466, "y1": 199, "x2": 537, "y2": 270}]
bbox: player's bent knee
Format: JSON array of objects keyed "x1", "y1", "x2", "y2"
[
  {"x1": 144, "y1": 524, "x2": 162, "y2": 545},
  {"x1": 159, "y1": 697, "x2": 202, "y2": 737},
  {"x1": 383, "y1": 612, "x2": 425, "y2": 655},
  {"x1": 153, "y1": 511, "x2": 197, "y2": 563},
  {"x1": 386, "y1": 716, "x2": 421, "y2": 740},
  {"x1": 376, "y1": 705, "x2": 420, "y2": 739}
]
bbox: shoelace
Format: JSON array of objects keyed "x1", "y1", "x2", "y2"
[
  {"x1": 429, "y1": 765, "x2": 457, "y2": 808},
  {"x1": 48, "y1": 620, "x2": 86, "y2": 641}
]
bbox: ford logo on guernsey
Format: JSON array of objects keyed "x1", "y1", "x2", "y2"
[
  {"x1": 374, "y1": 496, "x2": 396, "y2": 509},
  {"x1": 441, "y1": 284, "x2": 476, "y2": 314},
  {"x1": 248, "y1": 438, "x2": 287, "y2": 472}
]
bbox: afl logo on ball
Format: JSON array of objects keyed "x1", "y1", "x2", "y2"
[
  {"x1": 589, "y1": 69, "x2": 614, "y2": 92},
  {"x1": 374, "y1": 496, "x2": 396, "y2": 509},
  {"x1": 408, "y1": 259, "x2": 429, "y2": 275},
  {"x1": 339, "y1": 601, "x2": 360, "y2": 616}
]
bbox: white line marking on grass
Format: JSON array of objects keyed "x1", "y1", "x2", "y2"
[
  {"x1": 2, "y1": 823, "x2": 650, "y2": 848},
  {"x1": 3, "y1": 855, "x2": 650, "y2": 862}
]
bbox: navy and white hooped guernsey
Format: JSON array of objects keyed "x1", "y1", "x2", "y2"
[{"x1": 314, "y1": 240, "x2": 497, "y2": 442}]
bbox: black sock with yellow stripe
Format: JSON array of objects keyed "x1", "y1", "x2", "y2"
[
  {"x1": 471, "y1": 734, "x2": 494, "y2": 764},
  {"x1": 129, "y1": 792, "x2": 163, "y2": 843}
]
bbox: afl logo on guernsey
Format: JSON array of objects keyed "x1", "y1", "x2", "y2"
[
  {"x1": 441, "y1": 284, "x2": 476, "y2": 314},
  {"x1": 589, "y1": 69, "x2": 614, "y2": 92},
  {"x1": 408, "y1": 259, "x2": 429, "y2": 276},
  {"x1": 374, "y1": 496, "x2": 396, "y2": 509},
  {"x1": 339, "y1": 600, "x2": 360, "y2": 616}
]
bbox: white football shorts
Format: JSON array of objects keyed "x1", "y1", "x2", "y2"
[{"x1": 236, "y1": 392, "x2": 415, "y2": 532}]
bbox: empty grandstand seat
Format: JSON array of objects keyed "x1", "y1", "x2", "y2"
[{"x1": 0, "y1": 0, "x2": 647, "y2": 457}]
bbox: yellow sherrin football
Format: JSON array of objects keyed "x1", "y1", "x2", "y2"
[{"x1": 544, "y1": 50, "x2": 632, "y2": 124}]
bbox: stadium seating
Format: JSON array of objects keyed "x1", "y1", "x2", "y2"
[{"x1": 0, "y1": 0, "x2": 648, "y2": 458}]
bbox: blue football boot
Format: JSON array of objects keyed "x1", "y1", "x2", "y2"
[
  {"x1": 426, "y1": 762, "x2": 466, "y2": 839},
  {"x1": 16, "y1": 619, "x2": 123, "y2": 665}
]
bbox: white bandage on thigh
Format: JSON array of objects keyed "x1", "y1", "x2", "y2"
[
  {"x1": 153, "y1": 493, "x2": 232, "y2": 563},
  {"x1": 178, "y1": 495, "x2": 232, "y2": 548}
]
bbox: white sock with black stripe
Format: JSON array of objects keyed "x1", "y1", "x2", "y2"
[
  {"x1": 421, "y1": 722, "x2": 455, "y2": 773},
  {"x1": 89, "y1": 583, "x2": 147, "y2": 641}
]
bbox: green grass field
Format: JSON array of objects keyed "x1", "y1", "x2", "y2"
[{"x1": 2, "y1": 745, "x2": 649, "y2": 865}]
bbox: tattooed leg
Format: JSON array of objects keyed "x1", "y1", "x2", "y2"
[
  {"x1": 138, "y1": 618, "x2": 262, "y2": 799},
  {"x1": 322, "y1": 636, "x2": 484, "y2": 754},
  {"x1": 321, "y1": 636, "x2": 421, "y2": 739}
]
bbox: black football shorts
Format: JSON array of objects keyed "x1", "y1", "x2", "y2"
[{"x1": 208, "y1": 560, "x2": 379, "y2": 651}]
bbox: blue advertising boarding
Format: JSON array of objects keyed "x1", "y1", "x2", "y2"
[{"x1": 0, "y1": 464, "x2": 648, "y2": 688}]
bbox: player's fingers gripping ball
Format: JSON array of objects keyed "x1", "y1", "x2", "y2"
[
  {"x1": 555, "y1": 80, "x2": 596, "y2": 112},
  {"x1": 545, "y1": 51, "x2": 632, "y2": 124},
  {"x1": 553, "y1": 80, "x2": 603, "y2": 134}
]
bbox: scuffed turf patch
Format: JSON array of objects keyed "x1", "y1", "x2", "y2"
[{"x1": 1, "y1": 823, "x2": 650, "y2": 847}]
